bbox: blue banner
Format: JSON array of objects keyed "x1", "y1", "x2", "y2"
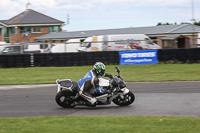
[{"x1": 119, "y1": 50, "x2": 158, "y2": 65}]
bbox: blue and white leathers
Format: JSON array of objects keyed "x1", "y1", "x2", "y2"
[
  {"x1": 78, "y1": 70, "x2": 94, "y2": 89},
  {"x1": 78, "y1": 70, "x2": 105, "y2": 94},
  {"x1": 78, "y1": 70, "x2": 97, "y2": 104},
  {"x1": 95, "y1": 88, "x2": 105, "y2": 94}
]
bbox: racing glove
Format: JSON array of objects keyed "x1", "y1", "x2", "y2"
[{"x1": 104, "y1": 73, "x2": 113, "y2": 79}]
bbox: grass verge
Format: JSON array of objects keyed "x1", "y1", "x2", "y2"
[
  {"x1": 0, "y1": 64, "x2": 200, "y2": 132},
  {"x1": 0, "y1": 64, "x2": 200, "y2": 85},
  {"x1": 0, "y1": 116, "x2": 200, "y2": 133}
]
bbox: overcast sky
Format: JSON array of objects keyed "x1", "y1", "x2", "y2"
[{"x1": 0, "y1": 0, "x2": 200, "y2": 31}]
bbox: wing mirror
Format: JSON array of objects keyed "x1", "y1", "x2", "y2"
[
  {"x1": 86, "y1": 43, "x2": 91, "y2": 48},
  {"x1": 115, "y1": 67, "x2": 120, "y2": 76}
]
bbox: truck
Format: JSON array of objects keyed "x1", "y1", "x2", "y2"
[{"x1": 77, "y1": 34, "x2": 160, "y2": 52}]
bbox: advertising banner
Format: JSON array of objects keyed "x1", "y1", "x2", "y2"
[{"x1": 119, "y1": 50, "x2": 158, "y2": 65}]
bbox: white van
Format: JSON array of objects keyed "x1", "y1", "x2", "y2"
[
  {"x1": 16, "y1": 42, "x2": 52, "y2": 53},
  {"x1": 77, "y1": 34, "x2": 160, "y2": 52},
  {"x1": 47, "y1": 38, "x2": 85, "y2": 53}
]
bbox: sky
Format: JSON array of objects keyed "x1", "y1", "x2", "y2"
[{"x1": 0, "y1": 0, "x2": 200, "y2": 31}]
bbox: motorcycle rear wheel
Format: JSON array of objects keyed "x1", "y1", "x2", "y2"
[
  {"x1": 112, "y1": 91, "x2": 135, "y2": 106},
  {"x1": 55, "y1": 91, "x2": 76, "y2": 108}
]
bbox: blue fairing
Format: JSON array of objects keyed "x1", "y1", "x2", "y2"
[{"x1": 78, "y1": 70, "x2": 93, "y2": 88}]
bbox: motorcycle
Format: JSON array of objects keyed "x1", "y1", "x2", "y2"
[{"x1": 55, "y1": 67, "x2": 135, "y2": 108}]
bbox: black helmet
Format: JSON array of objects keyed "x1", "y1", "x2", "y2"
[{"x1": 93, "y1": 62, "x2": 106, "y2": 76}]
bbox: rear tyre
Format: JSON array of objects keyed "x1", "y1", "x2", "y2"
[
  {"x1": 55, "y1": 91, "x2": 76, "y2": 108},
  {"x1": 112, "y1": 91, "x2": 135, "y2": 106}
]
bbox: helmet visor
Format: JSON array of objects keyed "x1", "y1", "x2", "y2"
[{"x1": 99, "y1": 69, "x2": 105, "y2": 76}]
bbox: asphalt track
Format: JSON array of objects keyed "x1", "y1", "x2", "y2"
[{"x1": 0, "y1": 81, "x2": 200, "y2": 118}]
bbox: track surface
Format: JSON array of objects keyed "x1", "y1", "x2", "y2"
[{"x1": 0, "y1": 82, "x2": 200, "y2": 118}]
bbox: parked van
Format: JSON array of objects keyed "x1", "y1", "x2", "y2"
[
  {"x1": 45, "y1": 38, "x2": 85, "y2": 53},
  {"x1": 17, "y1": 42, "x2": 52, "y2": 53},
  {"x1": 77, "y1": 34, "x2": 160, "y2": 52},
  {"x1": 0, "y1": 45, "x2": 40, "y2": 55}
]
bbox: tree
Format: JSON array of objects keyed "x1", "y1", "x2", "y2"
[
  {"x1": 156, "y1": 21, "x2": 200, "y2": 26},
  {"x1": 194, "y1": 21, "x2": 200, "y2": 26},
  {"x1": 156, "y1": 22, "x2": 174, "y2": 26}
]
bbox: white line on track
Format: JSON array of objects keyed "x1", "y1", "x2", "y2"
[{"x1": 0, "y1": 84, "x2": 56, "y2": 90}]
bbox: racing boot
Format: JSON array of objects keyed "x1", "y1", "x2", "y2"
[{"x1": 80, "y1": 92, "x2": 97, "y2": 107}]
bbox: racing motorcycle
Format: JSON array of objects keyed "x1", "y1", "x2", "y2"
[{"x1": 55, "y1": 67, "x2": 135, "y2": 108}]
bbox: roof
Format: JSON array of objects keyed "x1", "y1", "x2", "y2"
[
  {"x1": 36, "y1": 24, "x2": 200, "y2": 40},
  {"x1": 162, "y1": 35, "x2": 189, "y2": 40},
  {"x1": 0, "y1": 9, "x2": 64, "y2": 25}
]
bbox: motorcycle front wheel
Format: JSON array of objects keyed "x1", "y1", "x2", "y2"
[
  {"x1": 112, "y1": 91, "x2": 135, "y2": 106},
  {"x1": 55, "y1": 91, "x2": 76, "y2": 108}
]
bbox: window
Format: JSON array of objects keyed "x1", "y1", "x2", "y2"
[
  {"x1": 20, "y1": 27, "x2": 25, "y2": 33},
  {"x1": 20, "y1": 27, "x2": 31, "y2": 33},
  {"x1": 52, "y1": 40, "x2": 58, "y2": 43},
  {"x1": 54, "y1": 26, "x2": 59, "y2": 32},
  {"x1": 145, "y1": 38, "x2": 154, "y2": 44},
  {"x1": 4, "y1": 38, "x2": 10, "y2": 43},
  {"x1": 32, "y1": 27, "x2": 41, "y2": 33},
  {"x1": 49, "y1": 26, "x2": 53, "y2": 32},
  {"x1": 11, "y1": 27, "x2": 17, "y2": 35},
  {"x1": 150, "y1": 37, "x2": 157, "y2": 44},
  {"x1": 2, "y1": 46, "x2": 20, "y2": 52},
  {"x1": 40, "y1": 44, "x2": 48, "y2": 49},
  {"x1": 80, "y1": 43, "x2": 90, "y2": 47},
  {"x1": 26, "y1": 27, "x2": 31, "y2": 33},
  {"x1": 23, "y1": 45, "x2": 28, "y2": 49},
  {"x1": 13, "y1": 46, "x2": 21, "y2": 52},
  {"x1": 0, "y1": 28, "x2": 2, "y2": 35},
  {"x1": 48, "y1": 26, "x2": 59, "y2": 32},
  {"x1": 3, "y1": 27, "x2": 9, "y2": 37}
]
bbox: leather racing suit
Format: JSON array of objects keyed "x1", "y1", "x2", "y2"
[{"x1": 78, "y1": 70, "x2": 111, "y2": 105}]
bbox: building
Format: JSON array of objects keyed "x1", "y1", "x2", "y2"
[
  {"x1": 36, "y1": 24, "x2": 200, "y2": 48},
  {"x1": 0, "y1": 6, "x2": 64, "y2": 44}
]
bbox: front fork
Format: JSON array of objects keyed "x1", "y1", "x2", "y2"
[
  {"x1": 121, "y1": 87, "x2": 130, "y2": 95},
  {"x1": 56, "y1": 79, "x2": 61, "y2": 93},
  {"x1": 109, "y1": 87, "x2": 129, "y2": 101},
  {"x1": 113, "y1": 87, "x2": 129, "y2": 95},
  {"x1": 57, "y1": 84, "x2": 61, "y2": 93}
]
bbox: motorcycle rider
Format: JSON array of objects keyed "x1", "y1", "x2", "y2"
[{"x1": 78, "y1": 62, "x2": 112, "y2": 106}]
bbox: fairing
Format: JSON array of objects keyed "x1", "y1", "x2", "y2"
[{"x1": 99, "y1": 78, "x2": 109, "y2": 86}]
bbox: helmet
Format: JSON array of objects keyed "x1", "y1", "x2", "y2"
[{"x1": 93, "y1": 62, "x2": 106, "y2": 76}]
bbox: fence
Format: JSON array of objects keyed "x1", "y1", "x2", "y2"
[
  {"x1": 0, "y1": 54, "x2": 30, "y2": 68},
  {"x1": 33, "y1": 51, "x2": 119, "y2": 67},
  {"x1": 0, "y1": 48, "x2": 200, "y2": 68},
  {"x1": 158, "y1": 48, "x2": 200, "y2": 63}
]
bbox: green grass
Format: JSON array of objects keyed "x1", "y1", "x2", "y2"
[
  {"x1": 0, "y1": 64, "x2": 200, "y2": 85},
  {"x1": 0, "y1": 116, "x2": 199, "y2": 133},
  {"x1": 0, "y1": 64, "x2": 200, "y2": 132}
]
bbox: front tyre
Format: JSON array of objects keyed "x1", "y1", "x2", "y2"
[
  {"x1": 55, "y1": 92, "x2": 76, "y2": 108},
  {"x1": 112, "y1": 91, "x2": 135, "y2": 106}
]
